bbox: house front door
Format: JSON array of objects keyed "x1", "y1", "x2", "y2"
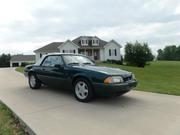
[{"x1": 93, "y1": 49, "x2": 100, "y2": 60}]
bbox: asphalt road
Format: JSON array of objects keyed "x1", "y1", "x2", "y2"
[{"x1": 0, "y1": 68, "x2": 180, "y2": 135}]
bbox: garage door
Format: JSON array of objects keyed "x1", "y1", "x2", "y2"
[{"x1": 12, "y1": 63, "x2": 19, "y2": 67}]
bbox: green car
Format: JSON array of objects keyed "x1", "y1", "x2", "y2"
[{"x1": 24, "y1": 53, "x2": 137, "y2": 102}]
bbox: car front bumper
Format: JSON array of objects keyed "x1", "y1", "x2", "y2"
[{"x1": 93, "y1": 80, "x2": 138, "y2": 96}]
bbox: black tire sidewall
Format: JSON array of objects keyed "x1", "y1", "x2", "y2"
[
  {"x1": 73, "y1": 78, "x2": 94, "y2": 102},
  {"x1": 28, "y1": 74, "x2": 41, "y2": 89}
]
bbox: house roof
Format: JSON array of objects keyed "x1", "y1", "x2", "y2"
[
  {"x1": 10, "y1": 55, "x2": 35, "y2": 62},
  {"x1": 34, "y1": 42, "x2": 63, "y2": 53},
  {"x1": 34, "y1": 36, "x2": 117, "y2": 53},
  {"x1": 72, "y1": 36, "x2": 108, "y2": 48},
  {"x1": 58, "y1": 40, "x2": 80, "y2": 49}
]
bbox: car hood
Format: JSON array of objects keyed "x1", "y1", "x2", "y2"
[{"x1": 73, "y1": 65, "x2": 131, "y2": 76}]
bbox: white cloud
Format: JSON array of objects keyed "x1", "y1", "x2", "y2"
[
  {"x1": 0, "y1": 0, "x2": 180, "y2": 55},
  {"x1": 175, "y1": 4, "x2": 180, "y2": 14},
  {"x1": 0, "y1": 0, "x2": 33, "y2": 24}
]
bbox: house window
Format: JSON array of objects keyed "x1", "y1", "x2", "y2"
[
  {"x1": 63, "y1": 50, "x2": 76, "y2": 53},
  {"x1": 40, "y1": 53, "x2": 42, "y2": 58},
  {"x1": 92, "y1": 39, "x2": 99, "y2": 46},
  {"x1": 114, "y1": 49, "x2": 117, "y2": 56},
  {"x1": 82, "y1": 40, "x2": 84, "y2": 44},
  {"x1": 109, "y1": 49, "x2": 111, "y2": 56},
  {"x1": 81, "y1": 39, "x2": 88, "y2": 46},
  {"x1": 96, "y1": 40, "x2": 99, "y2": 44}
]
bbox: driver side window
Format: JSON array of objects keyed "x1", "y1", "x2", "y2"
[{"x1": 42, "y1": 56, "x2": 63, "y2": 67}]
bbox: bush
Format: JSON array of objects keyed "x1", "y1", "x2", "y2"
[
  {"x1": 106, "y1": 59, "x2": 123, "y2": 65},
  {"x1": 21, "y1": 62, "x2": 34, "y2": 67},
  {"x1": 124, "y1": 41, "x2": 154, "y2": 67}
]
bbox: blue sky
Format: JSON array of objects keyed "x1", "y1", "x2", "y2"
[{"x1": 0, "y1": 0, "x2": 180, "y2": 55}]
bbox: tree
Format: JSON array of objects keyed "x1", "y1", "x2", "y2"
[
  {"x1": 124, "y1": 41, "x2": 153, "y2": 67},
  {"x1": 163, "y1": 46, "x2": 177, "y2": 60},
  {"x1": 0, "y1": 54, "x2": 11, "y2": 67},
  {"x1": 176, "y1": 46, "x2": 180, "y2": 60},
  {"x1": 157, "y1": 49, "x2": 164, "y2": 60},
  {"x1": 157, "y1": 45, "x2": 180, "y2": 61}
]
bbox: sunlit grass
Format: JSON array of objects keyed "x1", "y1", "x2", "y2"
[{"x1": 0, "y1": 103, "x2": 26, "y2": 135}]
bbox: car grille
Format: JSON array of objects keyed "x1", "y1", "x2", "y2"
[{"x1": 123, "y1": 75, "x2": 132, "y2": 82}]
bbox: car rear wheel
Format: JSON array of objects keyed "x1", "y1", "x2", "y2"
[
  {"x1": 73, "y1": 78, "x2": 94, "y2": 102},
  {"x1": 28, "y1": 74, "x2": 41, "y2": 89}
]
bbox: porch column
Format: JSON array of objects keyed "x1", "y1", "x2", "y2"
[
  {"x1": 10, "y1": 62, "x2": 12, "y2": 67},
  {"x1": 92, "y1": 49, "x2": 94, "y2": 60}
]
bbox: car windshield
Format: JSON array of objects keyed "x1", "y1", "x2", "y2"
[{"x1": 63, "y1": 55, "x2": 95, "y2": 66}]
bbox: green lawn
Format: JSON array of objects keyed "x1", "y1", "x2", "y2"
[
  {"x1": 0, "y1": 103, "x2": 26, "y2": 135},
  {"x1": 16, "y1": 61, "x2": 180, "y2": 96},
  {"x1": 98, "y1": 61, "x2": 180, "y2": 96},
  {"x1": 15, "y1": 67, "x2": 24, "y2": 73}
]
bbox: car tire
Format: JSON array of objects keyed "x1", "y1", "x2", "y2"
[
  {"x1": 73, "y1": 78, "x2": 94, "y2": 102},
  {"x1": 28, "y1": 73, "x2": 41, "y2": 89}
]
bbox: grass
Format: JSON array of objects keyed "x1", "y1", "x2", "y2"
[
  {"x1": 98, "y1": 61, "x2": 180, "y2": 96},
  {"x1": 15, "y1": 67, "x2": 24, "y2": 73},
  {"x1": 0, "y1": 103, "x2": 26, "y2": 135},
  {"x1": 15, "y1": 61, "x2": 180, "y2": 96}
]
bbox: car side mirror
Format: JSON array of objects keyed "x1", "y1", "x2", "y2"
[{"x1": 54, "y1": 64, "x2": 64, "y2": 70}]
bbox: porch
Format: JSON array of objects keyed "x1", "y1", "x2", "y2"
[{"x1": 78, "y1": 49, "x2": 100, "y2": 61}]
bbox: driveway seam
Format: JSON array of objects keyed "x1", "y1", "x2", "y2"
[{"x1": 21, "y1": 103, "x2": 71, "y2": 116}]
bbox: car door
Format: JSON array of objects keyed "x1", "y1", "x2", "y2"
[{"x1": 38, "y1": 55, "x2": 66, "y2": 87}]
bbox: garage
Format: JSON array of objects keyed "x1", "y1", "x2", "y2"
[
  {"x1": 12, "y1": 63, "x2": 19, "y2": 67},
  {"x1": 10, "y1": 55, "x2": 35, "y2": 67}
]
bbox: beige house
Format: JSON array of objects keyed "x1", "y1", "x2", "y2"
[{"x1": 10, "y1": 55, "x2": 35, "y2": 67}]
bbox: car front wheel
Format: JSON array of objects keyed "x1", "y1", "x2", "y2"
[
  {"x1": 73, "y1": 78, "x2": 94, "y2": 102},
  {"x1": 28, "y1": 74, "x2": 41, "y2": 89}
]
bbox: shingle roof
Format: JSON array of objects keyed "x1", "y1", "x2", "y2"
[
  {"x1": 34, "y1": 42, "x2": 63, "y2": 53},
  {"x1": 10, "y1": 55, "x2": 35, "y2": 62},
  {"x1": 72, "y1": 36, "x2": 107, "y2": 48},
  {"x1": 34, "y1": 36, "x2": 108, "y2": 53}
]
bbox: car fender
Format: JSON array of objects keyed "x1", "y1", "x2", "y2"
[{"x1": 72, "y1": 73, "x2": 93, "y2": 85}]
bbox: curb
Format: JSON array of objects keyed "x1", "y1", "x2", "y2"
[{"x1": 0, "y1": 99, "x2": 36, "y2": 135}]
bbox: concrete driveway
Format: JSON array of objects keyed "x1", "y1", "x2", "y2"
[{"x1": 0, "y1": 68, "x2": 180, "y2": 135}]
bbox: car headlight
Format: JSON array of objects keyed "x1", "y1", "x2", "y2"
[{"x1": 104, "y1": 76, "x2": 124, "y2": 84}]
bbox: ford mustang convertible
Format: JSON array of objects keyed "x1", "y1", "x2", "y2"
[{"x1": 24, "y1": 53, "x2": 137, "y2": 102}]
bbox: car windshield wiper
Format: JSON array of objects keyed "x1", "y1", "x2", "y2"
[{"x1": 67, "y1": 62, "x2": 80, "y2": 66}]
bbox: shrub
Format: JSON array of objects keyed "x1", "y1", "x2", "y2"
[
  {"x1": 124, "y1": 41, "x2": 153, "y2": 67},
  {"x1": 106, "y1": 59, "x2": 123, "y2": 65},
  {"x1": 21, "y1": 62, "x2": 34, "y2": 67}
]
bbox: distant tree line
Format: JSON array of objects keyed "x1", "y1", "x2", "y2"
[
  {"x1": 0, "y1": 54, "x2": 11, "y2": 67},
  {"x1": 157, "y1": 45, "x2": 180, "y2": 61}
]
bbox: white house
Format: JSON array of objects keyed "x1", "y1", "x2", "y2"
[{"x1": 34, "y1": 36, "x2": 122, "y2": 62}]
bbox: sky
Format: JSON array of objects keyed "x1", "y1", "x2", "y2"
[{"x1": 0, "y1": 0, "x2": 180, "y2": 55}]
